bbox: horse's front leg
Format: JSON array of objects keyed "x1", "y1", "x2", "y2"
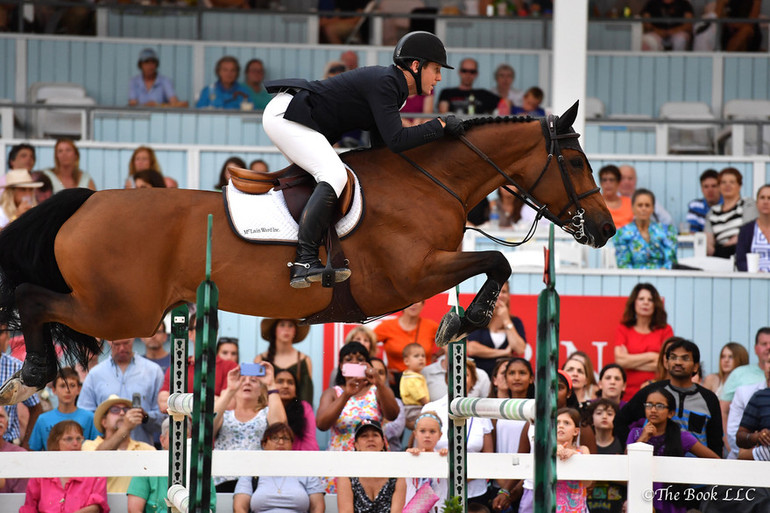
[{"x1": 417, "y1": 250, "x2": 511, "y2": 347}]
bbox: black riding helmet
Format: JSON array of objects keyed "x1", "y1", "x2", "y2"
[{"x1": 393, "y1": 31, "x2": 453, "y2": 95}]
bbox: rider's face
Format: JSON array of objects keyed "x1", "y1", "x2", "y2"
[{"x1": 419, "y1": 62, "x2": 442, "y2": 96}]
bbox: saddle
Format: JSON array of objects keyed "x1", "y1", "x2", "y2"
[{"x1": 227, "y1": 164, "x2": 356, "y2": 223}]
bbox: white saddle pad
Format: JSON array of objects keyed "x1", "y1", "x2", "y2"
[{"x1": 224, "y1": 169, "x2": 363, "y2": 243}]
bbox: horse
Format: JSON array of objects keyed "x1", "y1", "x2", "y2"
[{"x1": 0, "y1": 102, "x2": 615, "y2": 404}]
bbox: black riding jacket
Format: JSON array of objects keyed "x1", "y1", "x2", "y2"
[{"x1": 265, "y1": 65, "x2": 445, "y2": 152}]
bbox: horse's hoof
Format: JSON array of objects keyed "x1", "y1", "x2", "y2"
[
  {"x1": 436, "y1": 311, "x2": 463, "y2": 347},
  {"x1": 0, "y1": 370, "x2": 41, "y2": 405}
]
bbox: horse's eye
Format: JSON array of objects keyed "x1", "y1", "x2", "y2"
[{"x1": 570, "y1": 158, "x2": 584, "y2": 169}]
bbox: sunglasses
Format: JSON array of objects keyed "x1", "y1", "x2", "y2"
[
  {"x1": 460, "y1": 68, "x2": 478, "y2": 75},
  {"x1": 108, "y1": 405, "x2": 130, "y2": 415}
]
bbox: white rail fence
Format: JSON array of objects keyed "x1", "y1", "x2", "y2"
[{"x1": 0, "y1": 445, "x2": 766, "y2": 513}]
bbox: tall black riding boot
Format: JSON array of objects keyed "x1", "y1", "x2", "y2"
[{"x1": 289, "y1": 181, "x2": 351, "y2": 288}]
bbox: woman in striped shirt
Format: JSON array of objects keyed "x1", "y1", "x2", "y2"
[{"x1": 705, "y1": 167, "x2": 758, "y2": 259}]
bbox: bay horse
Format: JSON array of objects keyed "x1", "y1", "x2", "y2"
[{"x1": 0, "y1": 103, "x2": 615, "y2": 404}]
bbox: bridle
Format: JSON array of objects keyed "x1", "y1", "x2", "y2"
[{"x1": 398, "y1": 114, "x2": 601, "y2": 247}]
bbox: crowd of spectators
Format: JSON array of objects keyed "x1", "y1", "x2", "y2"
[{"x1": 1, "y1": 267, "x2": 768, "y2": 512}]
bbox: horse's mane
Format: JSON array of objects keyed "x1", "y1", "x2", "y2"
[{"x1": 461, "y1": 114, "x2": 536, "y2": 130}]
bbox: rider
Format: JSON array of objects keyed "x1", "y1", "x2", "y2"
[{"x1": 263, "y1": 31, "x2": 465, "y2": 289}]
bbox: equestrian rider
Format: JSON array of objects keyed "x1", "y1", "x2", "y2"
[{"x1": 263, "y1": 31, "x2": 465, "y2": 289}]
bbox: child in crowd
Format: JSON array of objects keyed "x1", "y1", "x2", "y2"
[
  {"x1": 512, "y1": 87, "x2": 546, "y2": 117},
  {"x1": 28, "y1": 367, "x2": 98, "y2": 451},
  {"x1": 405, "y1": 411, "x2": 448, "y2": 512},
  {"x1": 587, "y1": 399, "x2": 626, "y2": 513},
  {"x1": 400, "y1": 343, "x2": 430, "y2": 429},
  {"x1": 626, "y1": 388, "x2": 718, "y2": 513},
  {"x1": 596, "y1": 364, "x2": 627, "y2": 407},
  {"x1": 555, "y1": 407, "x2": 591, "y2": 513}
]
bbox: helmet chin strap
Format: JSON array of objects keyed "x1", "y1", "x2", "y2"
[{"x1": 405, "y1": 60, "x2": 424, "y2": 95}]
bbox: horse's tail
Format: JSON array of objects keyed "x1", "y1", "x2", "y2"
[{"x1": 0, "y1": 188, "x2": 102, "y2": 367}]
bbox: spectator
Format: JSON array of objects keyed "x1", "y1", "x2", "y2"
[
  {"x1": 438, "y1": 58, "x2": 500, "y2": 115},
  {"x1": 735, "y1": 184, "x2": 770, "y2": 272},
  {"x1": 613, "y1": 283, "x2": 674, "y2": 398},
  {"x1": 0, "y1": 169, "x2": 43, "y2": 229},
  {"x1": 736, "y1": 370, "x2": 770, "y2": 458},
  {"x1": 322, "y1": 60, "x2": 347, "y2": 80},
  {"x1": 29, "y1": 171, "x2": 53, "y2": 204},
  {"x1": 375, "y1": 301, "x2": 439, "y2": 389},
  {"x1": 125, "y1": 146, "x2": 162, "y2": 189},
  {"x1": 233, "y1": 423, "x2": 325, "y2": 513},
  {"x1": 216, "y1": 337, "x2": 239, "y2": 363},
  {"x1": 213, "y1": 363, "x2": 287, "y2": 492},
  {"x1": 617, "y1": 338, "x2": 724, "y2": 456},
  {"x1": 613, "y1": 188, "x2": 678, "y2": 269},
  {"x1": 275, "y1": 369, "x2": 318, "y2": 451},
  {"x1": 81, "y1": 395, "x2": 156, "y2": 493},
  {"x1": 490, "y1": 63, "x2": 523, "y2": 116},
  {"x1": 640, "y1": 0, "x2": 693, "y2": 51},
  {"x1": 0, "y1": 349, "x2": 41, "y2": 448},
  {"x1": 196, "y1": 56, "x2": 253, "y2": 110},
  {"x1": 243, "y1": 58, "x2": 273, "y2": 110},
  {"x1": 128, "y1": 418, "x2": 215, "y2": 513},
  {"x1": 42, "y1": 139, "x2": 97, "y2": 194},
  {"x1": 705, "y1": 167, "x2": 758, "y2": 259},
  {"x1": 21, "y1": 420, "x2": 109, "y2": 513},
  {"x1": 719, "y1": 327, "x2": 770, "y2": 427},
  {"x1": 128, "y1": 48, "x2": 185, "y2": 108},
  {"x1": 140, "y1": 322, "x2": 170, "y2": 374},
  {"x1": 316, "y1": 342, "x2": 399, "y2": 492},
  {"x1": 563, "y1": 354, "x2": 596, "y2": 406},
  {"x1": 716, "y1": 0, "x2": 763, "y2": 51},
  {"x1": 702, "y1": 342, "x2": 749, "y2": 397},
  {"x1": 554, "y1": 408, "x2": 590, "y2": 512},
  {"x1": 489, "y1": 358, "x2": 512, "y2": 399},
  {"x1": 725, "y1": 354, "x2": 769, "y2": 460},
  {"x1": 370, "y1": 357, "x2": 406, "y2": 451},
  {"x1": 512, "y1": 87, "x2": 546, "y2": 117},
  {"x1": 494, "y1": 358, "x2": 533, "y2": 495},
  {"x1": 133, "y1": 170, "x2": 166, "y2": 189},
  {"x1": 618, "y1": 164, "x2": 673, "y2": 225},
  {"x1": 78, "y1": 338, "x2": 165, "y2": 446},
  {"x1": 400, "y1": 85, "x2": 435, "y2": 127},
  {"x1": 249, "y1": 159, "x2": 269, "y2": 173},
  {"x1": 599, "y1": 164, "x2": 633, "y2": 229},
  {"x1": 467, "y1": 283, "x2": 526, "y2": 378},
  {"x1": 399, "y1": 342, "x2": 430, "y2": 429},
  {"x1": 404, "y1": 412, "x2": 448, "y2": 510},
  {"x1": 686, "y1": 169, "x2": 722, "y2": 233},
  {"x1": 596, "y1": 363, "x2": 628, "y2": 407},
  {"x1": 586, "y1": 399, "x2": 626, "y2": 513},
  {"x1": 255, "y1": 318, "x2": 314, "y2": 404},
  {"x1": 625, "y1": 388, "x2": 718, "y2": 513},
  {"x1": 7, "y1": 142, "x2": 36, "y2": 172},
  {"x1": 0, "y1": 406, "x2": 28, "y2": 493},
  {"x1": 329, "y1": 326, "x2": 379, "y2": 387},
  {"x1": 28, "y1": 367, "x2": 98, "y2": 451},
  {"x1": 423, "y1": 351, "x2": 492, "y2": 401},
  {"x1": 215, "y1": 156, "x2": 247, "y2": 190},
  {"x1": 337, "y1": 420, "x2": 406, "y2": 512},
  {"x1": 340, "y1": 50, "x2": 359, "y2": 70}
]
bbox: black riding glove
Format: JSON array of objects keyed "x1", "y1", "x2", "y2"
[{"x1": 443, "y1": 115, "x2": 465, "y2": 137}]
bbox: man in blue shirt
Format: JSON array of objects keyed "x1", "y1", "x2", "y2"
[
  {"x1": 128, "y1": 48, "x2": 184, "y2": 107},
  {"x1": 195, "y1": 55, "x2": 253, "y2": 110},
  {"x1": 0, "y1": 349, "x2": 41, "y2": 448},
  {"x1": 78, "y1": 338, "x2": 165, "y2": 446},
  {"x1": 687, "y1": 169, "x2": 723, "y2": 232}
]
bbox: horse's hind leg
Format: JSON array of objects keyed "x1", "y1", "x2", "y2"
[
  {"x1": 416, "y1": 250, "x2": 511, "y2": 346},
  {"x1": 0, "y1": 284, "x2": 70, "y2": 405}
]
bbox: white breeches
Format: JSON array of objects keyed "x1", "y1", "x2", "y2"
[{"x1": 263, "y1": 92, "x2": 347, "y2": 198}]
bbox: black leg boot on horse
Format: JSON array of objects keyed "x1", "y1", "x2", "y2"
[{"x1": 288, "y1": 181, "x2": 351, "y2": 288}]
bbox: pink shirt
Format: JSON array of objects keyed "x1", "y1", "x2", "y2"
[
  {"x1": 20, "y1": 476, "x2": 110, "y2": 513},
  {"x1": 292, "y1": 400, "x2": 320, "y2": 451}
]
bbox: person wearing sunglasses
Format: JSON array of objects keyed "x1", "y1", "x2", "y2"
[
  {"x1": 437, "y1": 58, "x2": 500, "y2": 116},
  {"x1": 81, "y1": 395, "x2": 156, "y2": 493},
  {"x1": 234, "y1": 422, "x2": 325, "y2": 513}
]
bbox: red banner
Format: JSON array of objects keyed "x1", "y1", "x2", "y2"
[{"x1": 322, "y1": 293, "x2": 628, "y2": 383}]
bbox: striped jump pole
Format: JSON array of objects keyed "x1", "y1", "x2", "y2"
[{"x1": 449, "y1": 397, "x2": 536, "y2": 422}]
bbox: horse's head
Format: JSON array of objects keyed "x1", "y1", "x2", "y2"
[{"x1": 511, "y1": 102, "x2": 615, "y2": 248}]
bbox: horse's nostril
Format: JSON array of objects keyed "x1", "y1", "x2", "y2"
[{"x1": 602, "y1": 222, "x2": 616, "y2": 238}]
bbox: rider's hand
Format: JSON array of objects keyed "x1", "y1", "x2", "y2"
[{"x1": 443, "y1": 115, "x2": 465, "y2": 137}]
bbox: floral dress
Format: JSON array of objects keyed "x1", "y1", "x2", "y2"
[
  {"x1": 325, "y1": 385, "x2": 382, "y2": 492},
  {"x1": 213, "y1": 407, "x2": 268, "y2": 485},
  {"x1": 613, "y1": 221, "x2": 678, "y2": 269},
  {"x1": 556, "y1": 479, "x2": 588, "y2": 513}
]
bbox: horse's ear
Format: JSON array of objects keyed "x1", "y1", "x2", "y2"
[{"x1": 557, "y1": 101, "x2": 579, "y2": 133}]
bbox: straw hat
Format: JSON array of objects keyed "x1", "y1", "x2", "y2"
[
  {"x1": 4, "y1": 170, "x2": 43, "y2": 189},
  {"x1": 93, "y1": 394, "x2": 133, "y2": 434},
  {"x1": 260, "y1": 318, "x2": 309, "y2": 344}
]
